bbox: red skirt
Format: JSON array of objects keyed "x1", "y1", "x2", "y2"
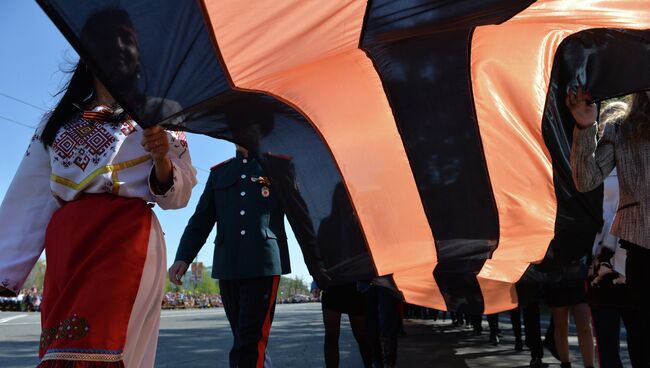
[{"x1": 38, "y1": 194, "x2": 152, "y2": 367}]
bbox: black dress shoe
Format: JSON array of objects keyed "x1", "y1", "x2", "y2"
[
  {"x1": 489, "y1": 333, "x2": 500, "y2": 345},
  {"x1": 543, "y1": 338, "x2": 559, "y2": 360},
  {"x1": 529, "y1": 357, "x2": 543, "y2": 368},
  {"x1": 514, "y1": 338, "x2": 524, "y2": 351}
]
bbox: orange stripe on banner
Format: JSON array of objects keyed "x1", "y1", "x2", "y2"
[
  {"x1": 471, "y1": 0, "x2": 650, "y2": 313},
  {"x1": 202, "y1": 1, "x2": 437, "y2": 281},
  {"x1": 392, "y1": 266, "x2": 446, "y2": 311},
  {"x1": 257, "y1": 276, "x2": 280, "y2": 368}
]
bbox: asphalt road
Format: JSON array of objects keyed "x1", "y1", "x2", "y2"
[
  {"x1": 0, "y1": 303, "x2": 630, "y2": 367},
  {"x1": 0, "y1": 303, "x2": 364, "y2": 368}
]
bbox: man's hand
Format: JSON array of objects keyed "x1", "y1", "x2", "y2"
[
  {"x1": 168, "y1": 260, "x2": 189, "y2": 285},
  {"x1": 311, "y1": 266, "x2": 331, "y2": 290}
]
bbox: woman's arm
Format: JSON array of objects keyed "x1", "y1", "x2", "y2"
[
  {"x1": 142, "y1": 127, "x2": 197, "y2": 210},
  {"x1": 0, "y1": 116, "x2": 58, "y2": 296},
  {"x1": 570, "y1": 124, "x2": 616, "y2": 192},
  {"x1": 566, "y1": 86, "x2": 615, "y2": 192}
]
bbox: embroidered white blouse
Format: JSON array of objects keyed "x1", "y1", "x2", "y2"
[{"x1": 0, "y1": 108, "x2": 197, "y2": 295}]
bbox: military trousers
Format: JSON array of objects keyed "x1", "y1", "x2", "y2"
[{"x1": 220, "y1": 275, "x2": 280, "y2": 368}]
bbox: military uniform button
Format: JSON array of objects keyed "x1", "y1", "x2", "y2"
[
  {"x1": 240, "y1": 230, "x2": 246, "y2": 235},
  {"x1": 240, "y1": 191, "x2": 246, "y2": 196},
  {"x1": 242, "y1": 159, "x2": 248, "y2": 164},
  {"x1": 240, "y1": 210, "x2": 245, "y2": 215},
  {"x1": 241, "y1": 174, "x2": 246, "y2": 179}
]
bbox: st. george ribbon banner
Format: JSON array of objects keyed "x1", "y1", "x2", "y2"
[{"x1": 36, "y1": 0, "x2": 650, "y2": 313}]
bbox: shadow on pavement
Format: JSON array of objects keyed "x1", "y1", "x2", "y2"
[{"x1": 0, "y1": 340, "x2": 40, "y2": 368}]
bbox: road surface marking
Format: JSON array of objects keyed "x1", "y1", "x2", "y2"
[
  {"x1": 161, "y1": 311, "x2": 222, "y2": 318},
  {"x1": 0, "y1": 314, "x2": 27, "y2": 324}
]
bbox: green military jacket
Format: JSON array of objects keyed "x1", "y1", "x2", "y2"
[{"x1": 176, "y1": 151, "x2": 291, "y2": 280}]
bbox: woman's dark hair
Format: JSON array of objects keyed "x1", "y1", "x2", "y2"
[
  {"x1": 620, "y1": 91, "x2": 650, "y2": 180},
  {"x1": 41, "y1": 7, "x2": 140, "y2": 146},
  {"x1": 41, "y1": 61, "x2": 94, "y2": 146},
  {"x1": 623, "y1": 91, "x2": 650, "y2": 141}
]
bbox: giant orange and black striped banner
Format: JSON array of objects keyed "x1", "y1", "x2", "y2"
[{"x1": 37, "y1": 0, "x2": 650, "y2": 313}]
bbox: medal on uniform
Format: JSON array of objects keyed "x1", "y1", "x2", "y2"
[
  {"x1": 252, "y1": 176, "x2": 271, "y2": 197},
  {"x1": 251, "y1": 176, "x2": 271, "y2": 185}
]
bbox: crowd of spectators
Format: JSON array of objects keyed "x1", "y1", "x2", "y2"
[
  {"x1": 1, "y1": 289, "x2": 317, "y2": 312},
  {"x1": 277, "y1": 294, "x2": 318, "y2": 304},
  {"x1": 162, "y1": 292, "x2": 223, "y2": 309},
  {"x1": 0, "y1": 287, "x2": 42, "y2": 312},
  {"x1": 160, "y1": 292, "x2": 318, "y2": 309}
]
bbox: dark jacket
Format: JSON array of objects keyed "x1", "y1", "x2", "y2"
[
  {"x1": 572, "y1": 122, "x2": 650, "y2": 249},
  {"x1": 176, "y1": 151, "x2": 291, "y2": 280}
]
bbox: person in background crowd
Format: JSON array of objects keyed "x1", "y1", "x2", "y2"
[
  {"x1": 361, "y1": 276, "x2": 402, "y2": 368},
  {"x1": 587, "y1": 100, "x2": 633, "y2": 368},
  {"x1": 24, "y1": 287, "x2": 37, "y2": 312},
  {"x1": 315, "y1": 181, "x2": 372, "y2": 367},
  {"x1": 544, "y1": 254, "x2": 594, "y2": 368},
  {"x1": 570, "y1": 88, "x2": 650, "y2": 367},
  {"x1": 470, "y1": 313, "x2": 504, "y2": 346},
  {"x1": 543, "y1": 317, "x2": 560, "y2": 361},
  {"x1": 434, "y1": 309, "x2": 447, "y2": 322},
  {"x1": 539, "y1": 160, "x2": 598, "y2": 368},
  {"x1": 311, "y1": 280, "x2": 321, "y2": 300},
  {"x1": 161, "y1": 292, "x2": 224, "y2": 309},
  {"x1": 452, "y1": 312, "x2": 470, "y2": 329},
  {"x1": 517, "y1": 281, "x2": 545, "y2": 368},
  {"x1": 319, "y1": 282, "x2": 372, "y2": 368},
  {"x1": 32, "y1": 290, "x2": 42, "y2": 312},
  {"x1": 516, "y1": 260, "x2": 565, "y2": 368},
  {"x1": 507, "y1": 308, "x2": 524, "y2": 352},
  {"x1": 487, "y1": 314, "x2": 500, "y2": 345}
]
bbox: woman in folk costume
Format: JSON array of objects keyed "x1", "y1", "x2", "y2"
[{"x1": 0, "y1": 8, "x2": 196, "y2": 368}]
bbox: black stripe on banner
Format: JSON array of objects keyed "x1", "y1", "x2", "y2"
[
  {"x1": 35, "y1": 0, "x2": 376, "y2": 284},
  {"x1": 540, "y1": 28, "x2": 650, "y2": 265},
  {"x1": 360, "y1": 0, "x2": 535, "y2": 313}
]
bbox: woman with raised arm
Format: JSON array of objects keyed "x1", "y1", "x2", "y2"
[{"x1": 568, "y1": 87, "x2": 650, "y2": 367}]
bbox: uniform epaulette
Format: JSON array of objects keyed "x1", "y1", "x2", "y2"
[
  {"x1": 266, "y1": 152, "x2": 293, "y2": 160},
  {"x1": 210, "y1": 158, "x2": 234, "y2": 170}
]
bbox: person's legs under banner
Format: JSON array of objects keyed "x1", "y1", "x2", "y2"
[
  {"x1": 236, "y1": 276, "x2": 280, "y2": 368},
  {"x1": 377, "y1": 286, "x2": 400, "y2": 368},
  {"x1": 621, "y1": 241, "x2": 650, "y2": 367},
  {"x1": 219, "y1": 279, "x2": 242, "y2": 368},
  {"x1": 591, "y1": 306, "x2": 623, "y2": 368}
]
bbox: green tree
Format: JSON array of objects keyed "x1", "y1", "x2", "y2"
[
  {"x1": 278, "y1": 275, "x2": 309, "y2": 299},
  {"x1": 193, "y1": 269, "x2": 220, "y2": 294},
  {"x1": 24, "y1": 260, "x2": 46, "y2": 290},
  {"x1": 163, "y1": 277, "x2": 175, "y2": 293}
]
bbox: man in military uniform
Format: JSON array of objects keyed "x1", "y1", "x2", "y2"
[{"x1": 169, "y1": 111, "x2": 328, "y2": 367}]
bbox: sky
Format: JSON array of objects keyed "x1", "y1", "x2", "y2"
[{"x1": 0, "y1": 1, "x2": 312, "y2": 282}]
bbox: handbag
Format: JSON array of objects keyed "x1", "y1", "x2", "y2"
[{"x1": 587, "y1": 257, "x2": 633, "y2": 308}]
